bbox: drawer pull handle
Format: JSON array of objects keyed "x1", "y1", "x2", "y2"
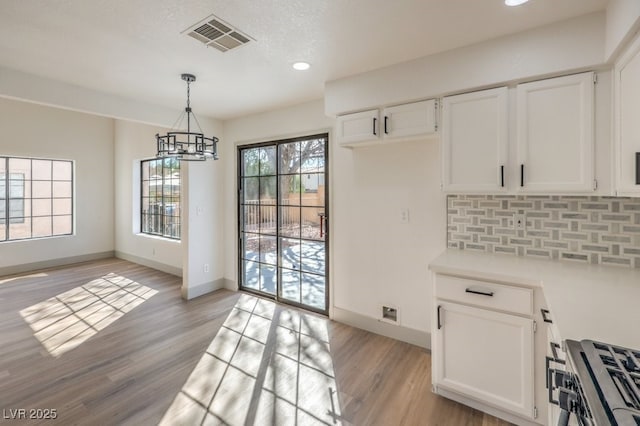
[
  {"x1": 541, "y1": 308, "x2": 553, "y2": 323},
  {"x1": 465, "y1": 288, "x2": 494, "y2": 297}
]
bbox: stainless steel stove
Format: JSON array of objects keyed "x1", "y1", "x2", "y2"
[{"x1": 564, "y1": 339, "x2": 640, "y2": 426}]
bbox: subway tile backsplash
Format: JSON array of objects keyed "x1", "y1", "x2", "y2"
[{"x1": 447, "y1": 195, "x2": 640, "y2": 268}]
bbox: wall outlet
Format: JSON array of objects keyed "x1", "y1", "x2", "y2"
[
  {"x1": 400, "y1": 208, "x2": 410, "y2": 224},
  {"x1": 203, "y1": 263, "x2": 209, "y2": 273},
  {"x1": 514, "y1": 214, "x2": 526, "y2": 230}
]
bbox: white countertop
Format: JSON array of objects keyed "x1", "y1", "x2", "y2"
[{"x1": 429, "y1": 250, "x2": 640, "y2": 350}]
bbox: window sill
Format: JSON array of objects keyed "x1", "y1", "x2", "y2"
[
  {"x1": 0, "y1": 233, "x2": 75, "y2": 244},
  {"x1": 135, "y1": 233, "x2": 181, "y2": 244}
]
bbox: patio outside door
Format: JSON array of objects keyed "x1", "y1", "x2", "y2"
[{"x1": 238, "y1": 134, "x2": 328, "y2": 314}]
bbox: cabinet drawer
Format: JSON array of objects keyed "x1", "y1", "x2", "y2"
[{"x1": 435, "y1": 274, "x2": 533, "y2": 316}]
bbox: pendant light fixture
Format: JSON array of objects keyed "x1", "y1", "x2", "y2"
[{"x1": 156, "y1": 73, "x2": 219, "y2": 161}]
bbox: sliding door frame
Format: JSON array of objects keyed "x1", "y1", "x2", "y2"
[{"x1": 237, "y1": 133, "x2": 329, "y2": 315}]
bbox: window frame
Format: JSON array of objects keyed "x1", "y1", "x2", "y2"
[
  {"x1": 139, "y1": 158, "x2": 181, "y2": 240},
  {"x1": 0, "y1": 156, "x2": 74, "y2": 242}
]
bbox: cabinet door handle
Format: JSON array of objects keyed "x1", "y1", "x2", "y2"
[
  {"x1": 437, "y1": 305, "x2": 442, "y2": 329},
  {"x1": 541, "y1": 308, "x2": 553, "y2": 323},
  {"x1": 520, "y1": 164, "x2": 525, "y2": 187},
  {"x1": 636, "y1": 152, "x2": 640, "y2": 185},
  {"x1": 465, "y1": 288, "x2": 494, "y2": 297},
  {"x1": 550, "y1": 342, "x2": 565, "y2": 364},
  {"x1": 384, "y1": 116, "x2": 389, "y2": 134},
  {"x1": 373, "y1": 117, "x2": 377, "y2": 136},
  {"x1": 500, "y1": 165, "x2": 505, "y2": 187}
]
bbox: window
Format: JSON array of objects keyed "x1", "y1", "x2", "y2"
[
  {"x1": 140, "y1": 158, "x2": 181, "y2": 239},
  {"x1": 0, "y1": 157, "x2": 73, "y2": 242}
]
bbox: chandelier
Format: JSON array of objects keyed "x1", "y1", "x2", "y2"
[{"x1": 156, "y1": 73, "x2": 219, "y2": 161}]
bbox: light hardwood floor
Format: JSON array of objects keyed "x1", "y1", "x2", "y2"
[{"x1": 0, "y1": 259, "x2": 512, "y2": 425}]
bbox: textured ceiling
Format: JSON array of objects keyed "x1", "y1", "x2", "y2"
[{"x1": 0, "y1": 0, "x2": 608, "y2": 120}]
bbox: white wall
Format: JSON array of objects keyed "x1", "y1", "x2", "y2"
[
  {"x1": 605, "y1": 0, "x2": 640, "y2": 61},
  {"x1": 114, "y1": 117, "x2": 226, "y2": 291},
  {"x1": 223, "y1": 100, "x2": 446, "y2": 345},
  {"x1": 332, "y1": 139, "x2": 446, "y2": 336},
  {"x1": 0, "y1": 66, "x2": 182, "y2": 128},
  {"x1": 181, "y1": 118, "x2": 226, "y2": 299},
  {"x1": 325, "y1": 12, "x2": 606, "y2": 116},
  {"x1": 113, "y1": 119, "x2": 182, "y2": 276},
  {"x1": 0, "y1": 97, "x2": 114, "y2": 274}
]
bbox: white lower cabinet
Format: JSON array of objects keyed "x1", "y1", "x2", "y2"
[
  {"x1": 435, "y1": 302, "x2": 534, "y2": 418},
  {"x1": 432, "y1": 273, "x2": 539, "y2": 424}
]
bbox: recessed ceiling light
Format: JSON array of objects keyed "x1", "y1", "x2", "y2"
[
  {"x1": 505, "y1": 0, "x2": 529, "y2": 5},
  {"x1": 292, "y1": 62, "x2": 311, "y2": 71}
]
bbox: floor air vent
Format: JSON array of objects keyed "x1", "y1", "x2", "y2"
[{"x1": 184, "y1": 14, "x2": 253, "y2": 52}]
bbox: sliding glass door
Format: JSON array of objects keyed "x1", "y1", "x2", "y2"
[{"x1": 238, "y1": 134, "x2": 328, "y2": 314}]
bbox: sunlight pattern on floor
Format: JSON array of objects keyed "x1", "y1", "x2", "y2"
[
  {"x1": 0, "y1": 272, "x2": 48, "y2": 285},
  {"x1": 160, "y1": 294, "x2": 342, "y2": 425},
  {"x1": 19, "y1": 273, "x2": 157, "y2": 357}
]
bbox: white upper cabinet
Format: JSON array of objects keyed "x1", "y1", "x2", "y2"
[
  {"x1": 441, "y1": 87, "x2": 508, "y2": 193},
  {"x1": 382, "y1": 99, "x2": 437, "y2": 140},
  {"x1": 337, "y1": 100, "x2": 437, "y2": 147},
  {"x1": 614, "y1": 34, "x2": 640, "y2": 197},
  {"x1": 336, "y1": 109, "x2": 380, "y2": 146},
  {"x1": 516, "y1": 72, "x2": 595, "y2": 193}
]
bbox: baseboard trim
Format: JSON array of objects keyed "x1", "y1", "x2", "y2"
[
  {"x1": 332, "y1": 306, "x2": 430, "y2": 349},
  {"x1": 223, "y1": 278, "x2": 237, "y2": 291},
  {"x1": 0, "y1": 251, "x2": 115, "y2": 277},
  {"x1": 182, "y1": 278, "x2": 227, "y2": 300},
  {"x1": 114, "y1": 251, "x2": 182, "y2": 277}
]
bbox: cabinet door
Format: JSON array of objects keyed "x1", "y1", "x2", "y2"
[
  {"x1": 382, "y1": 99, "x2": 436, "y2": 140},
  {"x1": 615, "y1": 34, "x2": 640, "y2": 196},
  {"x1": 336, "y1": 109, "x2": 380, "y2": 147},
  {"x1": 516, "y1": 72, "x2": 594, "y2": 193},
  {"x1": 441, "y1": 87, "x2": 508, "y2": 193},
  {"x1": 434, "y1": 301, "x2": 535, "y2": 419}
]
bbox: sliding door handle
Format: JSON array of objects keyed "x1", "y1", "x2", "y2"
[
  {"x1": 520, "y1": 164, "x2": 525, "y2": 187},
  {"x1": 384, "y1": 116, "x2": 389, "y2": 134},
  {"x1": 437, "y1": 305, "x2": 442, "y2": 329},
  {"x1": 373, "y1": 117, "x2": 377, "y2": 136},
  {"x1": 500, "y1": 165, "x2": 505, "y2": 187}
]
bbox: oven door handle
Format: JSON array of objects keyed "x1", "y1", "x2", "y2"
[{"x1": 547, "y1": 357, "x2": 560, "y2": 405}]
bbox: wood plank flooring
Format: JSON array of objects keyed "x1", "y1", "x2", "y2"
[{"x1": 0, "y1": 259, "x2": 512, "y2": 425}]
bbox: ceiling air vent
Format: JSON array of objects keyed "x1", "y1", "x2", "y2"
[{"x1": 184, "y1": 14, "x2": 253, "y2": 52}]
